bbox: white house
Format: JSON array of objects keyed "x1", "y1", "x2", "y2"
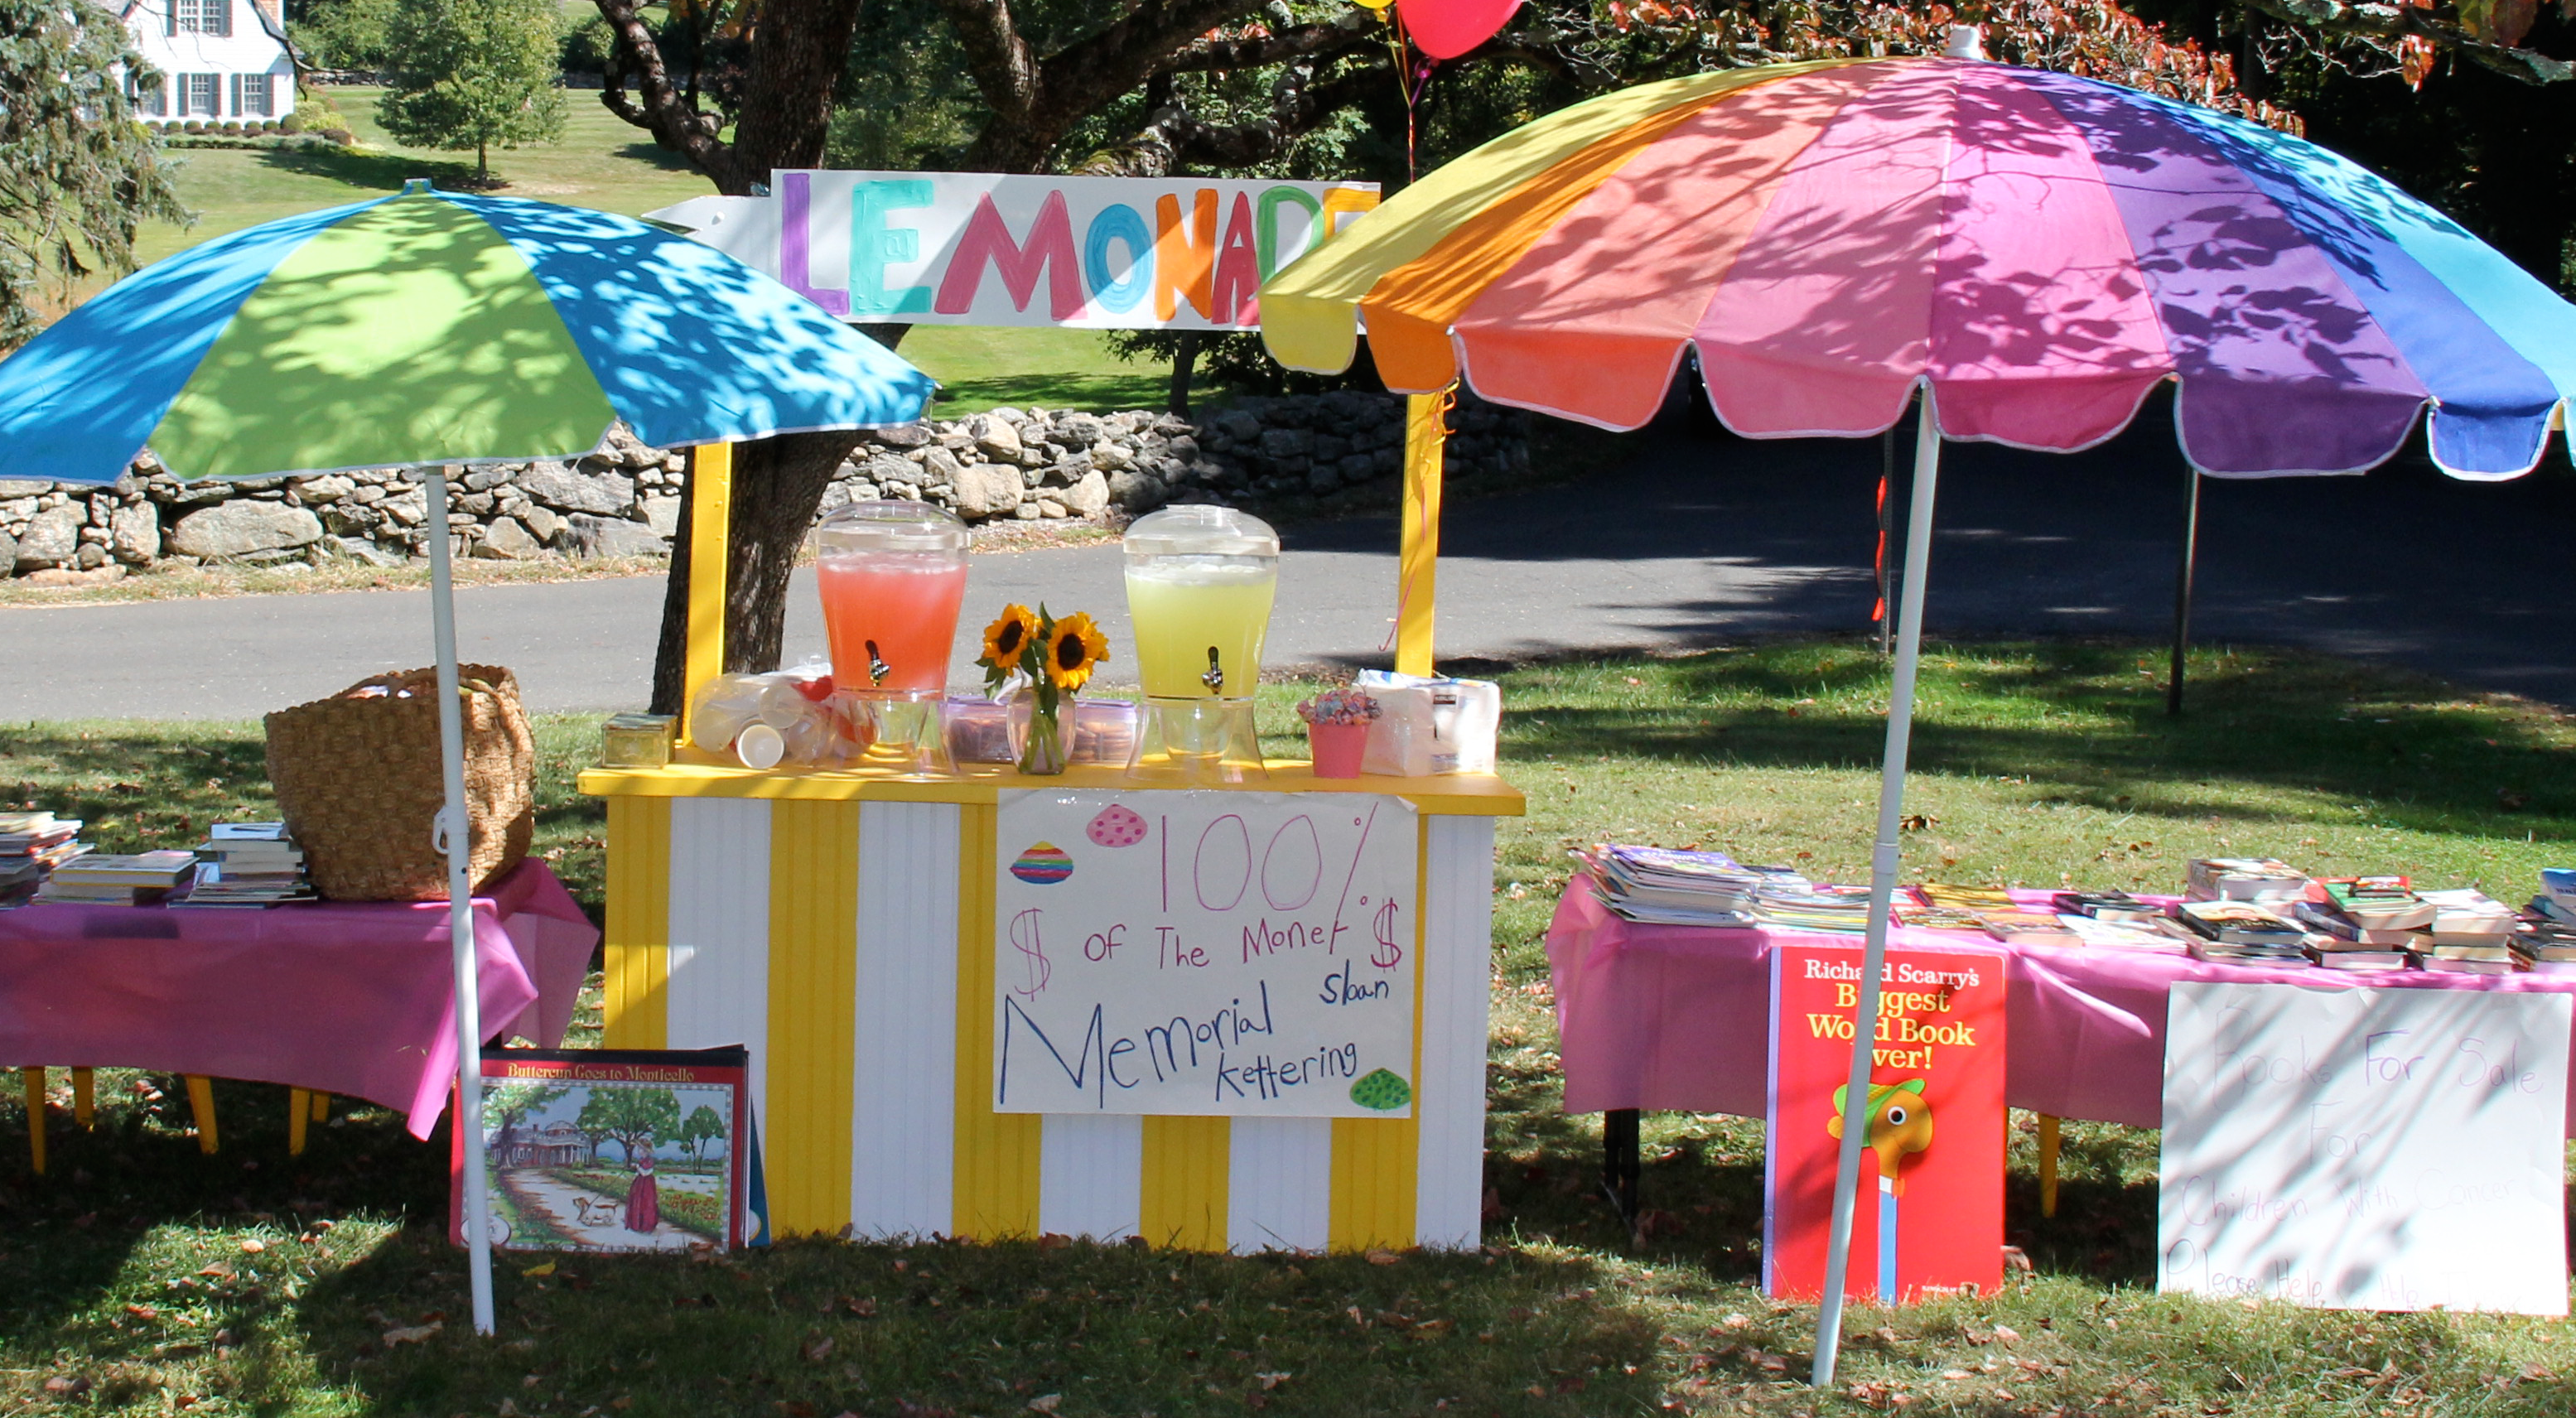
[{"x1": 119, "y1": 0, "x2": 298, "y2": 125}]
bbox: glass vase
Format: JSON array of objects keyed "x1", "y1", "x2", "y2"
[{"x1": 1015, "y1": 697, "x2": 1072, "y2": 776}]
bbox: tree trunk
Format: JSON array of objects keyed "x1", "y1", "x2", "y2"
[
  {"x1": 1167, "y1": 331, "x2": 1200, "y2": 417},
  {"x1": 649, "y1": 432, "x2": 866, "y2": 714}
]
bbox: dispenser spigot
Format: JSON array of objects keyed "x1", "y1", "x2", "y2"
[
  {"x1": 1201, "y1": 647, "x2": 1225, "y2": 694},
  {"x1": 866, "y1": 639, "x2": 892, "y2": 687}
]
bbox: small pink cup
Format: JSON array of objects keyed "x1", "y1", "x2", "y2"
[{"x1": 1308, "y1": 721, "x2": 1368, "y2": 778}]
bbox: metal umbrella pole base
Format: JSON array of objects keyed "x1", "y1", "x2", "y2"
[{"x1": 426, "y1": 470, "x2": 496, "y2": 1336}]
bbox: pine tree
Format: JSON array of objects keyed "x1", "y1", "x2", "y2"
[
  {"x1": 0, "y1": 0, "x2": 190, "y2": 350},
  {"x1": 377, "y1": 0, "x2": 567, "y2": 186}
]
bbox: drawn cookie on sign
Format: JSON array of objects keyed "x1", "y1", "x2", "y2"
[
  {"x1": 1011, "y1": 841, "x2": 1075, "y2": 885},
  {"x1": 1086, "y1": 803, "x2": 1147, "y2": 847}
]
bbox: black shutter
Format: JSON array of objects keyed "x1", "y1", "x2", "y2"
[
  {"x1": 165, "y1": 0, "x2": 176, "y2": 36},
  {"x1": 214, "y1": 0, "x2": 231, "y2": 38}
]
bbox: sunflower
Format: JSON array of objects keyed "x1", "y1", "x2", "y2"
[
  {"x1": 980, "y1": 604, "x2": 1040, "y2": 675},
  {"x1": 1044, "y1": 611, "x2": 1111, "y2": 692}
]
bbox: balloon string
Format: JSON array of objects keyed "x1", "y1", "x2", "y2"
[{"x1": 1379, "y1": 8, "x2": 1424, "y2": 186}]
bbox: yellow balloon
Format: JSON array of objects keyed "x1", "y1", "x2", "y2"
[{"x1": 1356, "y1": 0, "x2": 1396, "y2": 11}]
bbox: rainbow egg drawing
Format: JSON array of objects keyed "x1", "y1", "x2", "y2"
[
  {"x1": 1086, "y1": 803, "x2": 1147, "y2": 848},
  {"x1": 1011, "y1": 842, "x2": 1074, "y2": 885}
]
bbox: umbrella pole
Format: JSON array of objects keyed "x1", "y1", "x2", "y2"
[
  {"x1": 426, "y1": 469, "x2": 497, "y2": 1337},
  {"x1": 2167, "y1": 465, "x2": 2201, "y2": 716},
  {"x1": 1812, "y1": 397, "x2": 1942, "y2": 1388}
]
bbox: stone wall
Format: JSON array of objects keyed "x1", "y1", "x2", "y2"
[{"x1": 1, "y1": 393, "x2": 1532, "y2": 582}]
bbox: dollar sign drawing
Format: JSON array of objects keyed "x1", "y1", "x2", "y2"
[
  {"x1": 1009, "y1": 908, "x2": 1051, "y2": 997},
  {"x1": 1371, "y1": 898, "x2": 1403, "y2": 970}
]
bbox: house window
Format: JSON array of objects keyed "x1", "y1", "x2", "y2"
[
  {"x1": 232, "y1": 73, "x2": 273, "y2": 118},
  {"x1": 133, "y1": 75, "x2": 168, "y2": 118},
  {"x1": 171, "y1": 0, "x2": 231, "y2": 36},
  {"x1": 181, "y1": 73, "x2": 220, "y2": 118}
]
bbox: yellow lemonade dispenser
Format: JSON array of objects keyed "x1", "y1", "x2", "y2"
[{"x1": 1122, "y1": 505, "x2": 1277, "y2": 781}]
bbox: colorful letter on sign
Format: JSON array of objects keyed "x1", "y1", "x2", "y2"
[
  {"x1": 991, "y1": 789, "x2": 1418, "y2": 1117},
  {"x1": 650, "y1": 171, "x2": 1379, "y2": 330}
]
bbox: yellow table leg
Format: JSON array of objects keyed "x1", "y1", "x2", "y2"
[
  {"x1": 2038, "y1": 1114, "x2": 2062, "y2": 1218},
  {"x1": 288, "y1": 1088, "x2": 310, "y2": 1156},
  {"x1": 311, "y1": 1091, "x2": 330, "y2": 1123},
  {"x1": 20, "y1": 1068, "x2": 44, "y2": 1175},
  {"x1": 680, "y1": 441, "x2": 733, "y2": 747},
  {"x1": 184, "y1": 1075, "x2": 219, "y2": 1155},
  {"x1": 1394, "y1": 391, "x2": 1451, "y2": 678},
  {"x1": 71, "y1": 1068, "x2": 94, "y2": 1128}
]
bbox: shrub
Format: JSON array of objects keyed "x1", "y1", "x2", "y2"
[
  {"x1": 321, "y1": 127, "x2": 355, "y2": 146},
  {"x1": 219, "y1": 121, "x2": 241, "y2": 136},
  {"x1": 277, "y1": 110, "x2": 302, "y2": 134},
  {"x1": 181, "y1": 120, "x2": 204, "y2": 134}
]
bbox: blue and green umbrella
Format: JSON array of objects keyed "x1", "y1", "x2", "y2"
[
  {"x1": 0, "y1": 181, "x2": 935, "y2": 1338},
  {"x1": 0, "y1": 179, "x2": 933, "y2": 481}
]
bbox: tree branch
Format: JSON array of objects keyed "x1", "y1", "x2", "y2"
[
  {"x1": 591, "y1": 0, "x2": 741, "y2": 188},
  {"x1": 1160, "y1": 12, "x2": 1383, "y2": 73},
  {"x1": 1078, "y1": 60, "x2": 1387, "y2": 176},
  {"x1": 2233, "y1": 0, "x2": 2570, "y2": 82}
]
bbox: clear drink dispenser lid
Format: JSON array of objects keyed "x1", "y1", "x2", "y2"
[
  {"x1": 1122, "y1": 505, "x2": 1278, "y2": 562},
  {"x1": 813, "y1": 499, "x2": 969, "y2": 555}
]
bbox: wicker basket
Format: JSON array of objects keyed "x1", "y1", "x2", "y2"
[{"x1": 263, "y1": 663, "x2": 536, "y2": 901}]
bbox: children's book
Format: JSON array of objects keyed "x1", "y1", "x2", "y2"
[
  {"x1": 1764, "y1": 941, "x2": 2006, "y2": 1304},
  {"x1": 451, "y1": 1047, "x2": 768, "y2": 1254}
]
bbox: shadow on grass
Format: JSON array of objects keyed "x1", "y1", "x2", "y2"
[
  {"x1": 610, "y1": 141, "x2": 697, "y2": 172},
  {"x1": 1495, "y1": 639, "x2": 2576, "y2": 840},
  {"x1": 256, "y1": 144, "x2": 483, "y2": 193}
]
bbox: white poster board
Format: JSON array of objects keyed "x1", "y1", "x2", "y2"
[
  {"x1": 2159, "y1": 982, "x2": 2570, "y2": 1314},
  {"x1": 992, "y1": 789, "x2": 1418, "y2": 1117},
  {"x1": 649, "y1": 171, "x2": 1379, "y2": 330}
]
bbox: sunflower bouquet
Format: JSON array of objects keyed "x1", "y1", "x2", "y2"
[{"x1": 977, "y1": 602, "x2": 1109, "y2": 774}]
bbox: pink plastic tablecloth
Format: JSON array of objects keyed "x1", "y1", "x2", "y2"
[
  {"x1": 1546, "y1": 877, "x2": 2576, "y2": 1134},
  {"x1": 0, "y1": 861, "x2": 597, "y2": 1138}
]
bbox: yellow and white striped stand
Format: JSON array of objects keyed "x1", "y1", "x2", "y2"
[
  {"x1": 601, "y1": 441, "x2": 1521, "y2": 1249},
  {"x1": 582, "y1": 767, "x2": 1517, "y2": 1248}
]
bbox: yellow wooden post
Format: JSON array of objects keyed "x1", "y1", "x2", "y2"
[
  {"x1": 71, "y1": 1067, "x2": 93, "y2": 1128},
  {"x1": 20, "y1": 1068, "x2": 44, "y2": 1174},
  {"x1": 288, "y1": 1088, "x2": 311, "y2": 1157},
  {"x1": 184, "y1": 1075, "x2": 219, "y2": 1155},
  {"x1": 1395, "y1": 391, "x2": 1451, "y2": 678},
  {"x1": 2038, "y1": 1114, "x2": 2062, "y2": 1218},
  {"x1": 681, "y1": 442, "x2": 734, "y2": 744}
]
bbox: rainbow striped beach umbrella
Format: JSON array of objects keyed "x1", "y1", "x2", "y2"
[
  {"x1": 1264, "y1": 54, "x2": 2576, "y2": 1383},
  {"x1": 1261, "y1": 57, "x2": 2576, "y2": 479}
]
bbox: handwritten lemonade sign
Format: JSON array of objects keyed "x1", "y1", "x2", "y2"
[
  {"x1": 992, "y1": 789, "x2": 1418, "y2": 1117},
  {"x1": 648, "y1": 172, "x2": 1379, "y2": 330},
  {"x1": 2159, "y1": 982, "x2": 2570, "y2": 1314}
]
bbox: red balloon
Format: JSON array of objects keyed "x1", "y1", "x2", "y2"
[{"x1": 1401, "y1": 0, "x2": 1521, "y2": 60}]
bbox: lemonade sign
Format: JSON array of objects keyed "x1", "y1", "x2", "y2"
[{"x1": 991, "y1": 789, "x2": 1418, "y2": 1117}]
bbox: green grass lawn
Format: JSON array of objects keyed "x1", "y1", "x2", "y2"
[
  {"x1": 4, "y1": 639, "x2": 2574, "y2": 1415},
  {"x1": 126, "y1": 87, "x2": 1161, "y2": 417}
]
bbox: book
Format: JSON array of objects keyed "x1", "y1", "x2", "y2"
[
  {"x1": 1764, "y1": 941, "x2": 2006, "y2": 1304},
  {"x1": 2540, "y1": 868, "x2": 2576, "y2": 917},
  {"x1": 1893, "y1": 906, "x2": 1990, "y2": 933},
  {"x1": 2290, "y1": 901, "x2": 2425, "y2": 948},
  {"x1": 2055, "y1": 913, "x2": 2192, "y2": 953},
  {"x1": 1975, "y1": 911, "x2": 2082, "y2": 948},
  {"x1": 209, "y1": 822, "x2": 290, "y2": 840},
  {"x1": 32, "y1": 880, "x2": 169, "y2": 905},
  {"x1": 2305, "y1": 945, "x2": 2414, "y2": 972},
  {"x1": 2053, "y1": 890, "x2": 2160, "y2": 924},
  {"x1": 2188, "y1": 938, "x2": 2313, "y2": 967},
  {"x1": 47, "y1": 850, "x2": 200, "y2": 887},
  {"x1": 2317, "y1": 877, "x2": 2435, "y2": 931},
  {"x1": 1577, "y1": 845, "x2": 1802, "y2": 927},
  {"x1": 2177, "y1": 900, "x2": 2304, "y2": 946},
  {"x1": 2185, "y1": 858, "x2": 2310, "y2": 904},
  {"x1": 1915, "y1": 882, "x2": 2018, "y2": 914},
  {"x1": 1755, "y1": 883, "x2": 1878, "y2": 934},
  {"x1": 452, "y1": 1047, "x2": 769, "y2": 1255},
  {"x1": 2417, "y1": 889, "x2": 2516, "y2": 939}
]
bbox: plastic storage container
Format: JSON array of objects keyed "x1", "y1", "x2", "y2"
[{"x1": 812, "y1": 501, "x2": 971, "y2": 692}]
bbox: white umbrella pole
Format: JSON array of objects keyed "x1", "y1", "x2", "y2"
[
  {"x1": 426, "y1": 470, "x2": 497, "y2": 1337},
  {"x1": 1811, "y1": 398, "x2": 1942, "y2": 1387}
]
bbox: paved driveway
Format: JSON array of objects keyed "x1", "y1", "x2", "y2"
[{"x1": 5, "y1": 406, "x2": 2571, "y2": 720}]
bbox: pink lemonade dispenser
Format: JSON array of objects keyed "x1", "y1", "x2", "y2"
[{"x1": 813, "y1": 500, "x2": 969, "y2": 775}]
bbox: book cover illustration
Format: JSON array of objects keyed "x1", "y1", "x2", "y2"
[
  {"x1": 452, "y1": 1047, "x2": 769, "y2": 1254},
  {"x1": 1764, "y1": 941, "x2": 2006, "y2": 1303}
]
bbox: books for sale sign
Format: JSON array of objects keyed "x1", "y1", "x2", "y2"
[{"x1": 1764, "y1": 941, "x2": 2007, "y2": 1303}]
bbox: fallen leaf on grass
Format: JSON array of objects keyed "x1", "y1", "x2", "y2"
[
  {"x1": 196, "y1": 1263, "x2": 235, "y2": 1279},
  {"x1": 239, "y1": 1239, "x2": 266, "y2": 1254},
  {"x1": 844, "y1": 1295, "x2": 879, "y2": 1318},
  {"x1": 1941, "y1": 1370, "x2": 1973, "y2": 1381},
  {"x1": 521, "y1": 1261, "x2": 557, "y2": 1277},
  {"x1": 124, "y1": 1304, "x2": 160, "y2": 1320},
  {"x1": 1365, "y1": 1248, "x2": 1401, "y2": 1265},
  {"x1": 381, "y1": 1323, "x2": 441, "y2": 1345},
  {"x1": 1037, "y1": 1232, "x2": 1073, "y2": 1252},
  {"x1": 1990, "y1": 1324, "x2": 2020, "y2": 1343},
  {"x1": 42, "y1": 1377, "x2": 88, "y2": 1396},
  {"x1": 1255, "y1": 1372, "x2": 1292, "y2": 1391},
  {"x1": 800, "y1": 1335, "x2": 835, "y2": 1363},
  {"x1": 2000, "y1": 1245, "x2": 2033, "y2": 1272},
  {"x1": 1025, "y1": 1397, "x2": 1062, "y2": 1414}
]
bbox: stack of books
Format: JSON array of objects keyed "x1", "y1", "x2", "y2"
[
  {"x1": 1578, "y1": 845, "x2": 1801, "y2": 927},
  {"x1": 1, "y1": 812, "x2": 87, "y2": 907},
  {"x1": 1917, "y1": 883, "x2": 2079, "y2": 947},
  {"x1": 2054, "y1": 912, "x2": 2193, "y2": 953},
  {"x1": 2177, "y1": 900, "x2": 2312, "y2": 967},
  {"x1": 2294, "y1": 875, "x2": 2434, "y2": 972},
  {"x1": 1893, "y1": 904, "x2": 1990, "y2": 933},
  {"x1": 1753, "y1": 881, "x2": 1877, "y2": 934},
  {"x1": 176, "y1": 822, "x2": 317, "y2": 909},
  {"x1": 2185, "y1": 858, "x2": 2312, "y2": 906},
  {"x1": 2416, "y1": 888, "x2": 2518, "y2": 975},
  {"x1": 2055, "y1": 890, "x2": 2164, "y2": 925},
  {"x1": 35, "y1": 850, "x2": 201, "y2": 905},
  {"x1": 2520, "y1": 870, "x2": 2576, "y2": 974}
]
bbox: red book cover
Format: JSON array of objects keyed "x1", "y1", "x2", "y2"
[{"x1": 1764, "y1": 940, "x2": 2007, "y2": 1302}]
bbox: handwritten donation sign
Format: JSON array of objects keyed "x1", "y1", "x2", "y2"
[
  {"x1": 2159, "y1": 982, "x2": 2570, "y2": 1315},
  {"x1": 991, "y1": 789, "x2": 1418, "y2": 1118},
  {"x1": 648, "y1": 172, "x2": 1380, "y2": 330}
]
